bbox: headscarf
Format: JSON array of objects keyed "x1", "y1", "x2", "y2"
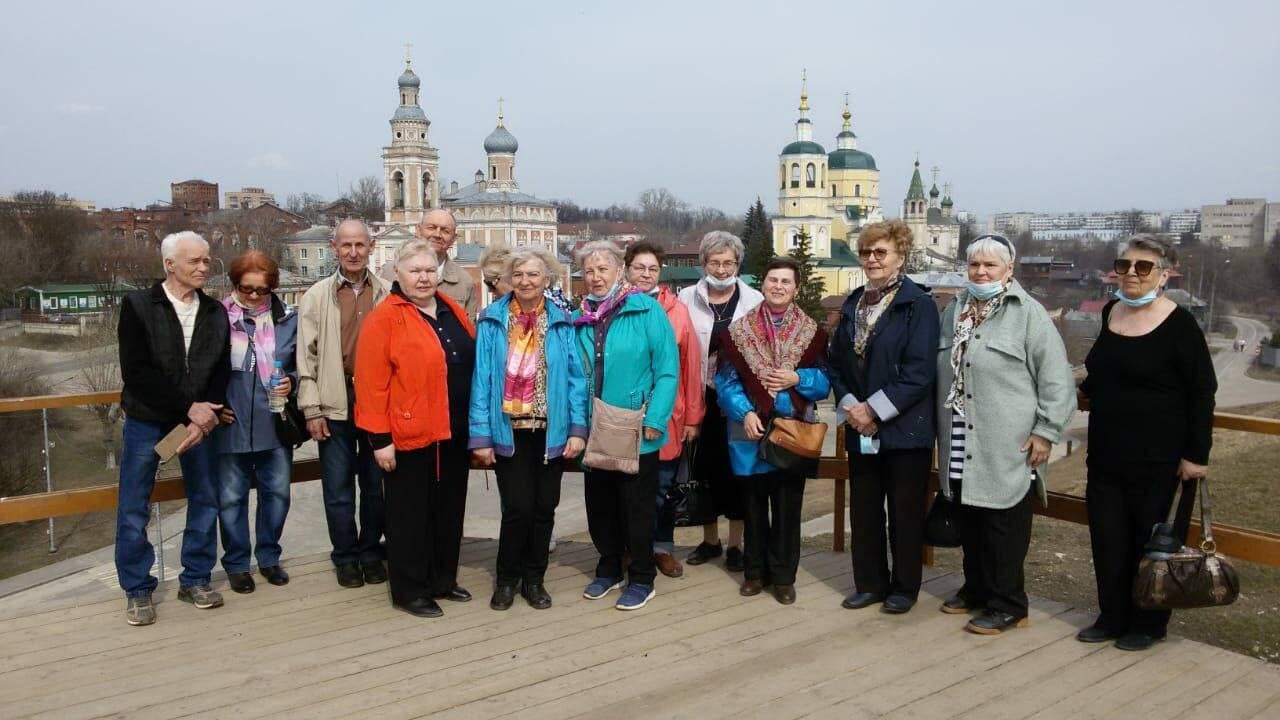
[
  {"x1": 853, "y1": 274, "x2": 902, "y2": 356},
  {"x1": 572, "y1": 280, "x2": 639, "y2": 326},
  {"x1": 223, "y1": 295, "x2": 276, "y2": 388},
  {"x1": 727, "y1": 302, "x2": 817, "y2": 398}
]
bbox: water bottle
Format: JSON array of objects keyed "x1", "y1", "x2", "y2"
[{"x1": 269, "y1": 360, "x2": 287, "y2": 413}]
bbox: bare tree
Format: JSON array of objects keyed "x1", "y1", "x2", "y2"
[
  {"x1": 76, "y1": 362, "x2": 122, "y2": 470},
  {"x1": 638, "y1": 188, "x2": 690, "y2": 232},
  {"x1": 0, "y1": 349, "x2": 48, "y2": 497},
  {"x1": 286, "y1": 193, "x2": 328, "y2": 225},
  {"x1": 345, "y1": 176, "x2": 385, "y2": 222}
]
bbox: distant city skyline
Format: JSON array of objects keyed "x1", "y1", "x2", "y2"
[{"x1": 1, "y1": 0, "x2": 1277, "y2": 217}]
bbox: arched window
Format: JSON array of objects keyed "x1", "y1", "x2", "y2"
[
  {"x1": 392, "y1": 171, "x2": 405, "y2": 209},
  {"x1": 854, "y1": 184, "x2": 861, "y2": 197},
  {"x1": 780, "y1": 164, "x2": 786, "y2": 190},
  {"x1": 805, "y1": 163, "x2": 816, "y2": 188},
  {"x1": 832, "y1": 185, "x2": 837, "y2": 197},
  {"x1": 790, "y1": 164, "x2": 800, "y2": 188},
  {"x1": 422, "y1": 171, "x2": 432, "y2": 208}
]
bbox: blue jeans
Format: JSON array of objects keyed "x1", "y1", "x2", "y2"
[
  {"x1": 217, "y1": 447, "x2": 292, "y2": 574},
  {"x1": 115, "y1": 417, "x2": 220, "y2": 597},
  {"x1": 653, "y1": 458, "x2": 680, "y2": 554},
  {"x1": 318, "y1": 415, "x2": 385, "y2": 566}
]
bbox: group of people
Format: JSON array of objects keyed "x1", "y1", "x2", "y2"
[{"x1": 114, "y1": 210, "x2": 1216, "y2": 654}]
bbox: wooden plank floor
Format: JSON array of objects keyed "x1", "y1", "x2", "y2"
[{"x1": 0, "y1": 540, "x2": 1276, "y2": 720}]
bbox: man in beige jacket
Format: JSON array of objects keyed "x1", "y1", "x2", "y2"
[
  {"x1": 297, "y1": 219, "x2": 392, "y2": 589},
  {"x1": 417, "y1": 209, "x2": 478, "y2": 316}
]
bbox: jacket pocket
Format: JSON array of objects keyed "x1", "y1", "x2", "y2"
[{"x1": 987, "y1": 339, "x2": 1027, "y2": 363}]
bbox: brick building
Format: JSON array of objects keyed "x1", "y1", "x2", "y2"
[{"x1": 171, "y1": 179, "x2": 219, "y2": 211}]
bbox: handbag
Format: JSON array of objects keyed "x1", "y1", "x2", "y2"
[
  {"x1": 273, "y1": 397, "x2": 308, "y2": 449},
  {"x1": 581, "y1": 311, "x2": 645, "y2": 474},
  {"x1": 924, "y1": 492, "x2": 962, "y2": 548},
  {"x1": 672, "y1": 441, "x2": 709, "y2": 527},
  {"x1": 756, "y1": 406, "x2": 827, "y2": 476},
  {"x1": 1132, "y1": 477, "x2": 1240, "y2": 610}
]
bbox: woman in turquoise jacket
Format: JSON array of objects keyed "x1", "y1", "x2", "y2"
[
  {"x1": 469, "y1": 247, "x2": 589, "y2": 612},
  {"x1": 715, "y1": 258, "x2": 830, "y2": 606},
  {"x1": 572, "y1": 240, "x2": 679, "y2": 612}
]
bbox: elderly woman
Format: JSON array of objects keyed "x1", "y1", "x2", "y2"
[
  {"x1": 1078, "y1": 236, "x2": 1217, "y2": 651},
  {"x1": 214, "y1": 250, "x2": 298, "y2": 593},
  {"x1": 829, "y1": 220, "x2": 940, "y2": 614},
  {"x1": 470, "y1": 246, "x2": 588, "y2": 611},
  {"x1": 355, "y1": 239, "x2": 476, "y2": 618},
  {"x1": 716, "y1": 258, "x2": 829, "y2": 605},
  {"x1": 624, "y1": 240, "x2": 706, "y2": 578},
  {"x1": 479, "y1": 243, "x2": 514, "y2": 302},
  {"x1": 677, "y1": 231, "x2": 764, "y2": 571},
  {"x1": 935, "y1": 235, "x2": 1075, "y2": 635},
  {"x1": 573, "y1": 240, "x2": 678, "y2": 611}
]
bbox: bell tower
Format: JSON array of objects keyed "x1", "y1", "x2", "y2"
[{"x1": 382, "y1": 45, "x2": 440, "y2": 224}]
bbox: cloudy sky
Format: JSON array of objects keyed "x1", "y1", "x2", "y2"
[{"x1": 1, "y1": 0, "x2": 1276, "y2": 217}]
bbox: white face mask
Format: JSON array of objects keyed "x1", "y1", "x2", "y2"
[{"x1": 704, "y1": 274, "x2": 737, "y2": 291}]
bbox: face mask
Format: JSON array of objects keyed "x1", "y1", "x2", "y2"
[
  {"x1": 1114, "y1": 287, "x2": 1158, "y2": 307},
  {"x1": 966, "y1": 280, "x2": 1004, "y2": 301},
  {"x1": 705, "y1": 274, "x2": 737, "y2": 290},
  {"x1": 646, "y1": 286, "x2": 660, "y2": 297},
  {"x1": 587, "y1": 279, "x2": 621, "y2": 303}
]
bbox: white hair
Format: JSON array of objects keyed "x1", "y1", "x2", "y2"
[
  {"x1": 575, "y1": 240, "x2": 624, "y2": 269},
  {"x1": 159, "y1": 231, "x2": 209, "y2": 266},
  {"x1": 506, "y1": 245, "x2": 563, "y2": 282},
  {"x1": 394, "y1": 238, "x2": 439, "y2": 269},
  {"x1": 698, "y1": 230, "x2": 745, "y2": 266},
  {"x1": 966, "y1": 236, "x2": 1015, "y2": 268}
]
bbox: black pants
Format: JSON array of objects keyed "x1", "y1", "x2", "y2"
[
  {"x1": 848, "y1": 449, "x2": 931, "y2": 598},
  {"x1": 584, "y1": 451, "x2": 659, "y2": 586},
  {"x1": 696, "y1": 388, "x2": 743, "y2": 522},
  {"x1": 956, "y1": 488, "x2": 1034, "y2": 617},
  {"x1": 741, "y1": 471, "x2": 806, "y2": 586},
  {"x1": 494, "y1": 430, "x2": 564, "y2": 587},
  {"x1": 1086, "y1": 461, "x2": 1184, "y2": 637},
  {"x1": 382, "y1": 439, "x2": 469, "y2": 605}
]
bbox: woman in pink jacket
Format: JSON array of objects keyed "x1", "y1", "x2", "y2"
[{"x1": 624, "y1": 241, "x2": 706, "y2": 578}]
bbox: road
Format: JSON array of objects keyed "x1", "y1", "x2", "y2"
[{"x1": 1214, "y1": 316, "x2": 1280, "y2": 409}]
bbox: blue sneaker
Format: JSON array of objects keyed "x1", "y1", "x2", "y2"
[
  {"x1": 582, "y1": 577, "x2": 624, "y2": 600},
  {"x1": 615, "y1": 583, "x2": 655, "y2": 611}
]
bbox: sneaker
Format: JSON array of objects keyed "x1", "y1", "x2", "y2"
[
  {"x1": 125, "y1": 595, "x2": 156, "y2": 626},
  {"x1": 582, "y1": 577, "x2": 624, "y2": 600},
  {"x1": 615, "y1": 583, "x2": 656, "y2": 611},
  {"x1": 177, "y1": 584, "x2": 224, "y2": 610}
]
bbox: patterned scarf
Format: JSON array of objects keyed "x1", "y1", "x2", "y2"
[
  {"x1": 223, "y1": 295, "x2": 276, "y2": 388},
  {"x1": 944, "y1": 291, "x2": 1005, "y2": 417},
  {"x1": 853, "y1": 274, "x2": 902, "y2": 356},
  {"x1": 502, "y1": 299, "x2": 546, "y2": 416},
  {"x1": 727, "y1": 302, "x2": 817, "y2": 397},
  {"x1": 572, "y1": 281, "x2": 640, "y2": 326}
]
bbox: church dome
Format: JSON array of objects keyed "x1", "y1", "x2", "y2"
[
  {"x1": 828, "y1": 148, "x2": 877, "y2": 170},
  {"x1": 781, "y1": 140, "x2": 826, "y2": 155},
  {"x1": 929, "y1": 183, "x2": 941, "y2": 198},
  {"x1": 484, "y1": 125, "x2": 519, "y2": 154},
  {"x1": 398, "y1": 68, "x2": 420, "y2": 88},
  {"x1": 393, "y1": 105, "x2": 427, "y2": 121},
  {"x1": 941, "y1": 196, "x2": 954, "y2": 208}
]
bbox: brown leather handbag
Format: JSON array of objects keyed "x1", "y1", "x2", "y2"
[
  {"x1": 757, "y1": 414, "x2": 828, "y2": 477},
  {"x1": 1132, "y1": 477, "x2": 1240, "y2": 610}
]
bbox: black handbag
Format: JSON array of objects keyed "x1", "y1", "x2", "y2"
[
  {"x1": 924, "y1": 492, "x2": 962, "y2": 548},
  {"x1": 273, "y1": 397, "x2": 308, "y2": 449},
  {"x1": 672, "y1": 441, "x2": 708, "y2": 527},
  {"x1": 1132, "y1": 477, "x2": 1240, "y2": 610}
]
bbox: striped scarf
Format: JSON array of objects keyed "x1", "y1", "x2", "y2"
[{"x1": 502, "y1": 299, "x2": 545, "y2": 416}]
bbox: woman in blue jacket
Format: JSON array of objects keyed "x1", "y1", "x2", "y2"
[
  {"x1": 716, "y1": 258, "x2": 830, "y2": 606},
  {"x1": 469, "y1": 246, "x2": 589, "y2": 612},
  {"x1": 829, "y1": 220, "x2": 940, "y2": 615}
]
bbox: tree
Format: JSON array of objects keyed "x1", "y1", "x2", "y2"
[
  {"x1": 1266, "y1": 231, "x2": 1280, "y2": 294},
  {"x1": 1116, "y1": 208, "x2": 1151, "y2": 238},
  {"x1": 76, "y1": 362, "x2": 123, "y2": 470},
  {"x1": 787, "y1": 229, "x2": 826, "y2": 321},
  {"x1": 741, "y1": 198, "x2": 774, "y2": 289},
  {"x1": 638, "y1": 188, "x2": 689, "y2": 232},
  {"x1": 0, "y1": 349, "x2": 47, "y2": 497},
  {"x1": 345, "y1": 175, "x2": 385, "y2": 222},
  {"x1": 0, "y1": 190, "x2": 94, "y2": 300},
  {"x1": 286, "y1": 193, "x2": 328, "y2": 225},
  {"x1": 957, "y1": 217, "x2": 978, "y2": 260}
]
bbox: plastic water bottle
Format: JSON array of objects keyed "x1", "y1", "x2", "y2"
[{"x1": 269, "y1": 360, "x2": 287, "y2": 413}]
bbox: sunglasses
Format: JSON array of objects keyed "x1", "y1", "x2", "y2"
[
  {"x1": 858, "y1": 247, "x2": 890, "y2": 261},
  {"x1": 237, "y1": 285, "x2": 271, "y2": 296},
  {"x1": 1113, "y1": 259, "x2": 1158, "y2": 278}
]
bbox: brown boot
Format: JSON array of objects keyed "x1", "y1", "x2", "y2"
[
  {"x1": 740, "y1": 579, "x2": 765, "y2": 597},
  {"x1": 654, "y1": 552, "x2": 684, "y2": 578},
  {"x1": 772, "y1": 584, "x2": 797, "y2": 605}
]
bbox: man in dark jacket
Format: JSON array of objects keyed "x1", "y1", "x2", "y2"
[{"x1": 115, "y1": 231, "x2": 230, "y2": 626}]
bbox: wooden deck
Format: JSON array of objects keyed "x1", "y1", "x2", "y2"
[{"x1": 0, "y1": 540, "x2": 1276, "y2": 720}]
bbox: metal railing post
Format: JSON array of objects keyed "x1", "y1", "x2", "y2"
[
  {"x1": 153, "y1": 490, "x2": 165, "y2": 586},
  {"x1": 41, "y1": 408, "x2": 56, "y2": 553}
]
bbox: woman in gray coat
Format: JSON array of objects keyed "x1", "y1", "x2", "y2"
[{"x1": 935, "y1": 235, "x2": 1075, "y2": 635}]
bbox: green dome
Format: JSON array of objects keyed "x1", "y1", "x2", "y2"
[
  {"x1": 827, "y1": 149, "x2": 877, "y2": 170},
  {"x1": 781, "y1": 140, "x2": 826, "y2": 155}
]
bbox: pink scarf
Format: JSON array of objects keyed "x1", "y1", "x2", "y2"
[{"x1": 223, "y1": 296, "x2": 276, "y2": 388}]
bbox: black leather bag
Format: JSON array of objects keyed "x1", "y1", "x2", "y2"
[
  {"x1": 671, "y1": 441, "x2": 708, "y2": 527},
  {"x1": 1132, "y1": 477, "x2": 1240, "y2": 610},
  {"x1": 273, "y1": 397, "x2": 308, "y2": 449},
  {"x1": 924, "y1": 492, "x2": 962, "y2": 548}
]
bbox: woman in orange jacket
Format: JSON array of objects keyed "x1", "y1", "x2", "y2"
[
  {"x1": 355, "y1": 239, "x2": 476, "y2": 618},
  {"x1": 623, "y1": 241, "x2": 706, "y2": 579}
]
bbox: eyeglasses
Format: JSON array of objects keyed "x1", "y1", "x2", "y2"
[
  {"x1": 629, "y1": 263, "x2": 661, "y2": 275},
  {"x1": 705, "y1": 260, "x2": 738, "y2": 271},
  {"x1": 482, "y1": 277, "x2": 499, "y2": 291},
  {"x1": 237, "y1": 285, "x2": 271, "y2": 296},
  {"x1": 858, "y1": 247, "x2": 891, "y2": 261},
  {"x1": 1114, "y1": 259, "x2": 1158, "y2": 277}
]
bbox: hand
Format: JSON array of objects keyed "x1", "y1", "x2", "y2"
[
  {"x1": 472, "y1": 448, "x2": 496, "y2": 467},
  {"x1": 681, "y1": 425, "x2": 700, "y2": 443},
  {"x1": 643, "y1": 427, "x2": 662, "y2": 441},
  {"x1": 307, "y1": 417, "x2": 330, "y2": 442},
  {"x1": 1022, "y1": 434, "x2": 1052, "y2": 466},
  {"x1": 273, "y1": 376, "x2": 292, "y2": 397},
  {"x1": 188, "y1": 402, "x2": 222, "y2": 433},
  {"x1": 375, "y1": 445, "x2": 396, "y2": 473},
  {"x1": 761, "y1": 369, "x2": 800, "y2": 392},
  {"x1": 743, "y1": 411, "x2": 765, "y2": 441},
  {"x1": 849, "y1": 402, "x2": 875, "y2": 430},
  {"x1": 860, "y1": 421, "x2": 878, "y2": 438},
  {"x1": 218, "y1": 407, "x2": 236, "y2": 425},
  {"x1": 174, "y1": 423, "x2": 205, "y2": 455},
  {"x1": 1177, "y1": 459, "x2": 1208, "y2": 480},
  {"x1": 564, "y1": 436, "x2": 586, "y2": 459}
]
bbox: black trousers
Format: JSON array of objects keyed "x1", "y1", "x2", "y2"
[
  {"x1": 382, "y1": 439, "x2": 469, "y2": 605},
  {"x1": 848, "y1": 449, "x2": 931, "y2": 598},
  {"x1": 696, "y1": 388, "x2": 743, "y2": 522},
  {"x1": 494, "y1": 430, "x2": 564, "y2": 587},
  {"x1": 741, "y1": 471, "x2": 806, "y2": 586},
  {"x1": 956, "y1": 488, "x2": 1034, "y2": 617},
  {"x1": 1086, "y1": 461, "x2": 1184, "y2": 637},
  {"x1": 584, "y1": 451, "x2": 659, "y2": 586}
]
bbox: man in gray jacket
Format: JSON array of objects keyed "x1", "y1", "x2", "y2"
[{"x1": 297, "y1": 219, "x2": 391, "y2": 588}]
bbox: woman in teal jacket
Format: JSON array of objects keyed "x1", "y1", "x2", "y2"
[
  {"x1": 469, "y1": 247, "x2": 588, "y2": 612},
  {"x1": 572, "y1": 240, "x2": 678, "y2": 612}
]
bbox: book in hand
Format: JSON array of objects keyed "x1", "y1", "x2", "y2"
[{"x1": 153, "y1": 425, "x2": 189, "y2": 462}]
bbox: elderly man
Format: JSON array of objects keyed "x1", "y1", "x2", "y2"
[
  {"x1": 115, "y1": 231, "x2": 230, "y2": 626},
  {"x1": 417, "y1": 209, "x2": 478, "y2": 316},
  {"x1": 297, "y1": 219, "x2": 392, "y2": 589}
]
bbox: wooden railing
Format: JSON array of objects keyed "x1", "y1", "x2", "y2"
[{"x1": 2, "y1": 390, "x2": 1279, "y2": 568}]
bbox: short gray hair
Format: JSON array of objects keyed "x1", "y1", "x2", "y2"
[
  {"x1": 966, "y1": 235, "x2": 1015, "y2": 268},
  {"x1": 478, "y1": 243, "x2": 511, "y2": 278},
  {"x1": 394, "y1": 238, "x2": 439, "y2": 269},
  {"x1": 160, "y1": 231, "x2": 208, "y2": 264},
  {"x1": 506, "y1": 246, "x2": 563, "y2": 282},
  {"x1": 575, "y1": 240, "x2": 624, "y2": 269},
  {"x1": 332, "y1": 218, "x2": 372, "y2": 243},
  {"x1": 1120, "y1": 234, "x2": 1177, "y2": 267},
  {"x1": 698, "y1": 230, "x2": 744, "y2": 266}
]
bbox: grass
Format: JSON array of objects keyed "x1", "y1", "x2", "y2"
[
  {"x1": 1246, "y1": 364, "x2": 1280, "y2": 383},
  {"x1": 5, "y1": 331, "x2": 111, "y2": 352}
]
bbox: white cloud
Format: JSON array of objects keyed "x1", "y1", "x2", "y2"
[
  {"x1": 56, "y1": 103, "x2": 104, "y2": 115},
  {"x1": 246, "y1": 151, "x2": 288, "y2": 170}
]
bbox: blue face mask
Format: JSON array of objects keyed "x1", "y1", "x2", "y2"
[
  {"x1": 587, "y1": 279, "x2": 621, "y2": 303},
  {"x1": 966, "y1": 280, "x2": 1005, "y2": 301},
  {"x1": 1113, "y1": 288, "x2": 1158, "y2": 307}
]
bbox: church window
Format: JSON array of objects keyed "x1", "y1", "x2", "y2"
[
  {"x1": 855, "y1": 184, "x2": 861, "y2": 197},
  {"x1": 832, "y1": 186, "x2": 837, "y2": 197},
  {"x1": 401, "y1": 93, "x2": 406, "y2": 104},
  {"x1": 805, "y1": 164, "x2": 816, "y2": 188},
  {"x1": 790, "y1": 164, "x2": 799, "y2": 188},
  {"x1": 392, "y1": 172, "x2": 405, "y2": 209},
  {"x1": 491, "y1": 165, "x2": 497, "y2": 179},
  {"x1": 422, "y1": 171, "x2": 432, "y2": 208},
  {"x1": 780, "y1": 165, "x2": 786, "y2": 190},
  {"x1": 396, "y1": 131, "x2": 402, "y2": 139},
  {"x1": 932, "y1": 236, "x2": 938, "y2": 245}
]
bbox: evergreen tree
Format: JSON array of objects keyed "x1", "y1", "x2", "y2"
[
  {"x1": 741, "y1": 198, "x2": 774, "y2": 289},
  {"x1": 787, "y1": 229, "x2": 826, "y2": 321}
]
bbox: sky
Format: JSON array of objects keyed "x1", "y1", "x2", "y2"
[{"x1": 1, "y1": 0, "x2": 1277, "y2": 218}]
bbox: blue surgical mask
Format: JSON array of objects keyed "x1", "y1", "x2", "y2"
[
  {"x1": 587, "y1": 279, "x2": 621, "y2": 303},
  {"x1": 1114, "y1": 288, "x2": 1158, "y2": 307},
  {"x1": 965, "y1": 280, "x2": 1005, "y2": 301},
  {"x1": 705, "y1": 274, "x2": 737, "y2": 291}
]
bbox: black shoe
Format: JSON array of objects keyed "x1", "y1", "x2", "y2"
[
  {"x1": 336, "y1": 563, "x2": 364, "y2": 588},
  {"x1": 940, "y1": 594, "x2": 978, "y2": 614},
  {"x1": 259, "y1": 565, "x2": 289, "y2": 586},
  {"x1": 361, "y1": 560, "x2": 388, "y2": 585},
  {"x1": 435, "y1": 585, "x2": 472, "y2": 603},
  {"x1": 1115, "y1": 632, "x2": 1164, "y2": 651},
  {"x1": 966, "y1": 609, "x2": 1028, "y2": 635},
  {"x1": 685, "y1": 542, "x2": 724, "y2": 565},
  {"x1": 490, "y1": 585, "x2": 517, "y2": 611},
  {"x1": 1076, "y1": 624, "x2": 1120, "y2": 644},
  {"x1": 227, "y1": 572, "x2": 256, "y2": 594},
  {"x1": 842, "y1": 591, "x2": 885, "y2": 610},
  {"x1": 395, "y1": 597, "x2": 443, "y2": 618},
  {"x1": 882, "y1": 593, "x2": 916, "y2": 614},
  {"x1": 724, "y1": 546, "x2": 745, "y2": 573},
  {"x1": 521, "y1": 583, "x2": 552, "y2": 610}
]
